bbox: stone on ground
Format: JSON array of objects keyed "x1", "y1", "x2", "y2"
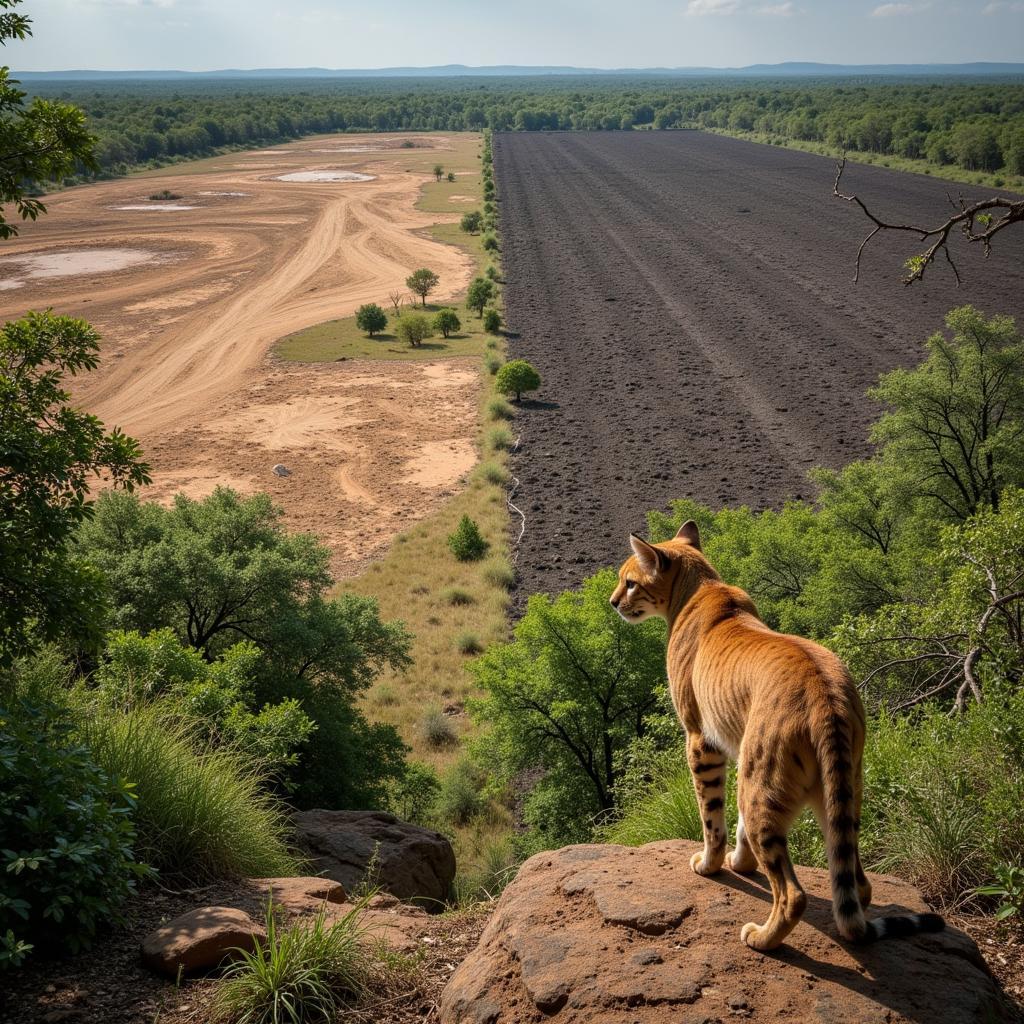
[
  {"x1": 441, "y1": 839, "x2": 1008, "y2": 1024},
  {"x1": 292, "y1": 809, "x2": 456, "y2": 911},
  {"x1": 140, "y1": 906, "x2": 265, "y2": 977}
]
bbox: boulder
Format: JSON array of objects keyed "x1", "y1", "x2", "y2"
[
  {"x1": 292, "y1": 809, "x2": 456, "y2": 911},
  {"x1": 441, "y1": 839, "x2": 1010, "y2": 1024},
  {"x1": 140, "y1": 906, "x2": 265, "y2": 977},
  {"x1": 247, "y1": 876, "x2": 347, "y2": 913}
]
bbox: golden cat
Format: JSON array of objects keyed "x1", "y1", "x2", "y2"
[{"x1": 611, "y1": 521, "x2": 944, "y2": 951}]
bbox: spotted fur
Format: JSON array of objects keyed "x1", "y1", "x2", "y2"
[{"x1": 610, "y1": 522, "x2": 944, "y2": 951}]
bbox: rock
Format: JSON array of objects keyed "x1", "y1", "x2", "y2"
[
  {"x1": 247, "y1": 876, "x2": 347, "y2": 913},
  {"x1": 292, "y1": 809, "x2": 455, "y2": 911},
  {"x1": 140, "y1": 906, "x2": 265, "y2": 977},
  {"x1": 272, "y1": 464, "x2": 290, "y2": 477},
  {"x1": 440, "y1": 839, "x2": 1009, "y2": 1024}
]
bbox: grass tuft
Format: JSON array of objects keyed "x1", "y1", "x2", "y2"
[
  {"x1": 442, "y1": 587, "x2": 476, "y2": 607},
  {"x1": 456, "y1": 632, "x2": 484, "y2": 655},
  {"x1": 485, "y1": 426, "x2": 513, "y2": 452},
  {"x1": 420, "y1": 706, "x2": 459, "y2": 749},
  {"x1": 486, "y1": 397, "x2": 514, "y2": 421}
]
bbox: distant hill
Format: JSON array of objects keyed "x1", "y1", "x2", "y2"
[{"x1": 15, "y1": 62, "x2": 1024, "y2": 81}]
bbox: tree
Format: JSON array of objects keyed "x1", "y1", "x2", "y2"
[
  {"x1": 496, "y1": 359, "x2": 540, "y2": 402},
  {"x1": 395, "y1": 313, "x2": 432, "y2": 348},
  {"x1": 460, "y1": 210, "x2": 482, "y2": 234},
  {"x1": 406, "y1": 268, "x2": 439, "y2": 307},
  {"x1": 482, "y1": 233, "x2": 499, "y2": 252},
  {"x1": 387, "y1": 291, "x2": 405, "y2": 317},
  {"x1": 0, "y1": 313, "x2": 150, "y2": 667},
  {"x1": 0, "y1": 1, "x2": 97, "y2": 238},
  {"x1": 355, "y1": 303, "x2": 387, "y2": 337},
  {"x1": 433, "y1": 163, "x2": 444, "y2": 182},
  {"x1": 469, "y1": 569, "x2": 666, "y2": 843},
  {"x1": 446, "y1": 171, "x2": 456, "y2": 182},
  {"x1": 448, "y1": 515, "x2": 488, "y2": 562},
  {"x1": 466, "y1": 277, "x2": 494, "y2": 317},
  {"x1": 75, "y1": 488, "x2": 411, "y2": 807},
  {"x1": 483, "y1": 308, "x2": 502, "y2": 334},
  {"x1": 431, "y1": 307, "x2": 461, "y2": 339}
]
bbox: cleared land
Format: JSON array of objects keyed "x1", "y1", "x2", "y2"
[
  {"x1": 0, "y1": 134, "x2": 483, "y2": 575},
  {"x1": 493, "y1": 131, "x2": 1024, "y2": 601}
]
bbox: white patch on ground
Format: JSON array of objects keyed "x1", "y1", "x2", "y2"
[
  {"x1": 0, "y1": 247, "x2": 163, "y2": 284},
  {"x1": 0, "y1": 279, "x2": 24, "y2": 290},
  {"x1": 275, "y1": 170, "x2": 376, "y2": 183},
  {"x1": 112, "y1": 204, "x2": 198, "y2": 211},
  {"x1": 198, "y1": 191, "x2": 250, "y2": 197},
  {"x1": 308, "y1": 147, "x2": 379, "y2": 153}
]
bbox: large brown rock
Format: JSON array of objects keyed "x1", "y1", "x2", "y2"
[
  {"x1": 292, "y1": 809, "x2": 456, "y2": 911},
  {"x1": 140, "y1": 906, "x2": 265, "y2": 977},
  {"x1": 441, "y1": 839, "x2": 1012, "y2": 1024}
]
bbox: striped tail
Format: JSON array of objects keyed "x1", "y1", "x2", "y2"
[{"x1": 817, "y1": 712, "x2": 945, "y2": 943}]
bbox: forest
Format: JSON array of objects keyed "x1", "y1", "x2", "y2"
[{"x1": 29, "y1": 75, "x2": 1024, "y2": 183}]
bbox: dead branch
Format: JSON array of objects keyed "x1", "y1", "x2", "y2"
[{"x1": 832, "y1": 156, "x2": 1024, "y2": 286}]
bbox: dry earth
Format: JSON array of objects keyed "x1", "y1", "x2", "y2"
[
  {"x1": 493, "y1": 131, "x2": 1024, "y2": 603},
  {"x1": 0, "y1": 134, "x2": 480, "y2": 575}
]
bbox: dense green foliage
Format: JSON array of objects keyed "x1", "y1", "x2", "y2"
[
  {"x1": 431, "y1": 307, "x2": 461, "y2": 338},
  {"x1": 495, "y1": 359, "x2": 540, "y2": 402},
  {"x1": 0, "y1": 699, "x2": 145, "y2": 966},
  {"x1": 0, "y1": 313, "x2": 149, "y2": 667},
  {"x1": 447, "y1": 515, "x2": 489, "y2": 563},
  {"x1": 30, "y1": 76, "x2": 1024, "y2": 183},
  {"x1": 355, "y1": 303, "x2": 387, "y2": 337},
  {"x1": 405, "y1": 268, "x2": 439, "y2": 307},
  {"x1": 466, "y1": 277, "x2": 495, "y2": 317},
  {"x1": 394, "y1": 312, "x2": 432, "y2": 348},
  {"x1": 75, "y1": 488, "x2": 411, "y2": 808}
]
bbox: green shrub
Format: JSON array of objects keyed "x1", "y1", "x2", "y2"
[
  {"x1": 485, "y1": 426, "x2": 513, "y2": 452},
  {"x1": 459, "y1": 210, "x2": 482, "y2": 234},
  {"x1": 485, "y1": 265, "x2": 500, "y2": 281},
  {"x1": 456, "y1": 632, "x2": 484, "y2": 655},
  {"x1": 478, "y1": 461, "x2": 509, "y2": 486},
  {"x1": 82, "y1": 703, "x2": 299, "y2": 881},
  {"x1": 482, "y1": 234, "x2": 498, "y2": 252},
  {"x1": 0, "y1": 700, "x2": 146, "y2": 965},
  {"x1": 434, "y1": 760, "x2": 485, "y2": 827},
  {"x1": 212, "y1": 901, "x2": 377, "y2": 1024},
  {"x1": 483, "y1": 308, "x2": 502, "y2": 334},
  {"x1": 452, "y1": 835, "x2": 521, "y2": 906},
  {"x1": 483, "y1": 353, "x2": 502, "y2": 375},
  {"x1": 442, "y1": 587, "x2": 476, "y2": 606},
  {"x1": 976, "y1": 862, "x2": 1024, "y2": 923},
  {"x1": 354, "y1": 303, "x2": 387, "y2": 337},
  {"x1": 448, "y1": 515, "x2": 489, "y2": 562},
  {"x1": 394, "y1": 313, "x2": 432, "y2": 348},
  {"x1": 495, "y1": 359, "x2": 540, "y2": 401},
  {"x1": 431, "y1": 307, "x2": 461, "y2": 339},
  {"x1": 420, "y1": 706, "x2": 458, "y2": 748},
  {"x1": 388, "y1": 761, "x2": 441, "y2": 825}
]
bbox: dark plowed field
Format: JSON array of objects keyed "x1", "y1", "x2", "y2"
[{"x1": 493, "y1": 131, "x2": 1024, "y2": 604}]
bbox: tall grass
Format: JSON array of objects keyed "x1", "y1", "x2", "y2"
[{"x1": 81, "y1": 703, "x2": 299, "y2": 881}]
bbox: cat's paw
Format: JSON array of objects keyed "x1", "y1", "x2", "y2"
[{"x1": 689, "y1": 850, "x2": 722, "y2": 877}]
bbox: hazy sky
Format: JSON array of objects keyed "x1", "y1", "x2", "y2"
[{"x1": 15, "y1": 0, "x2": 1024, "y2": 71}]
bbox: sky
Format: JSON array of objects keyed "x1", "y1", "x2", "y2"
[{"x1": 14, "y1": 0, "x2": 1024, "y2": 71}]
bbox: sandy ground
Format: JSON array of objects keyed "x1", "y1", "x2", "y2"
[{"x1": 0, "y1": 134, "x2": 480, "y2": 576}]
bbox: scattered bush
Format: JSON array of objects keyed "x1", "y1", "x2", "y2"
[
  {"x1": 388, "y1": 761, "x2": 441, "y2": 825},
  {"x1": 483, "y1": 308, "x2": 502, "y2": 334},
  {"x1": 496, "y1": 359, "x2": 541, "y2": 402},
  {"x1": 446, "y1": 171, "x2": 456, "y2": 182},
  {"x1": 394, "y1": 313, "x2": 433, "y2": 348},
  {"x1": 420, "y1": 706, "x2": 458, "y2": 749},
  {"x1": 484, "y1": 353, "x2": 502, "y2": 375},
  {"x1": 457, "y1": 632, "x2": 484, "y2": 655},
  {"x1": 459, "y1": 210, "x2": 482, "y2": 234},
  {"x1": 466, "y1": 277, "x2": 495, "y2": 317},
  {"x1": 0, "y1": 700, "x2": 146, "y2": 965},
  {"x1": 81, "y1": 703, "x2": 299, "y2": 881},
  {"x1": 442, "y1": 587, "x2": 476, "y2": 606},
  {"x1": 486, "y1": 397, "x2": 514, "y2": 421},
  {"x1": 355, "y1": 303, "x2": 387, "y2": 337},
  {"x1": 479, "y1": 461, "x2": 509, "y2": 486},
  {"x1": 405, "y1": 268, "x2": 439, "y2": 307},
  {"x1": 431, "y1": 307, "x2": 461, "y2": 338},
  {"x1": 432, "y1": 163, "x2": 444, "y2": 181},
  {"x1": 148, "y1": 189, "x2": 181, "y2": 200},
  {"x1": 434, "y1": 759, "x2": 485, "y2": 827},
  {"x1": 485, "y1": 426, "x2": 513, "y2": 452},
  {"x1": 482, "y1": 234, "x2": 499, "y2": 252},
  {"x1": 485, "y1": 265, "x2": 500, "y2": 281},
  {"x1": 448, "y1": 515, "x2": 489, "y2": 562}
]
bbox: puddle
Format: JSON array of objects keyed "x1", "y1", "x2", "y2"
[
  {"x1": 198, "y1": 191, "x2": 250, "y2": 197},
  {"x1": 0, "y1": 247, "x2": 163, "y2": 285},
  {"x1": 112, "y1": 204, "x2": 198, "y2": 211},
  {"x1": 275, "y1": 170, "x2": 375, "y2": 183}
]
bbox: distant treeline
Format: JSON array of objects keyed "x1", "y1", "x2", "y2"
[{"x1": 27, "y1": 75, "x2": 1024, "y2": 180}]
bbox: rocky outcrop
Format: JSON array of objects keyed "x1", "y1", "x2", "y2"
[
  {"x1": 292, "y1": 810, "x2": 456, "y2": 911},
  {"x1": 441, "y1": 839, "x2": 1009, "y2": 1024},
  {"x1": 140, "y1": 906, "x2": 265, "y2": 977}
]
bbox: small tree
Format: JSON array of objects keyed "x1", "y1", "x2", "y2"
[
  {"x1": 433, "y1": 163, "x2": 444, "y2": 182},
  {"x1": 460, "y1": 210, "x2": 483, "y2": 234},
  {"x1": 485, "y1": 265, "x2": 500, "y2": 281},
  {"x1": 446, "y1": 171, "x2": 456, "y2": 182},
  {"x1": 395, "y1": 313, "x2": 433, "y2": 348},
  {"x1": 483, "y1": 308, "x2": 502, "y2": 334},
  {"x1": 387, "y1": 291, "x2": 405, "y2": 316},
  {"x1": 432, "y1": 308, "x2": 461, "y2": 339},
  {"x1": 355, "y1": 303, "x2": 387, "y2": 338},
  {"x1": 482, "y1": 234, "x2": 499, "y2": 252},
  {"x1": 496, "y1": 359, "x2": 540, "y2": 402},
  {"x1": 466, "y1": 277, "x2": 495, "y2": 317},
  {"x1": 406, "y1": 268, "x2": 439, "y2": 307},
  {"x1": 448, "y1": 515, "x2": 489, "y2": 562}
]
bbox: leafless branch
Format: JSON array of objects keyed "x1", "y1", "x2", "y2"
[{"x1": 832, "y1": 156, "x2": 1024, "y2": 286}]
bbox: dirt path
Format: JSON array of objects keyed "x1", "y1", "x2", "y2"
[
  {"x1": 493, "y1": 131, "x2": 1024, "y2": 603},
  {"x1": 0, "y1": 134, "x2": 481, "y2": 575}
]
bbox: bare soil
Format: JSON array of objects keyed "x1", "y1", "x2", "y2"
[
  {"x1": 0, "y1": 133, "x2": 479, "y2": 577},
  {"x1": 493, "y1": 131, "x2": 1024, "y2": 604}
]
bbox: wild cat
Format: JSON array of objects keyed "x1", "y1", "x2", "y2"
[{"x1": 610, "y1": 522, "x2": 944, "y2": 951}]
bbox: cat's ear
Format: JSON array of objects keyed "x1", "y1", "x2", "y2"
[
  {"x1": 630, "y1": 534, "x2": 667, "y2": 573},
  {"x1": 675, "y1": 520, "x2": 702, "y2": 550}
]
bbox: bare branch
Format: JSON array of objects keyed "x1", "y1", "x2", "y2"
[{"x1": 832, "y1": 156, "x2": 1024, "y2": 286}]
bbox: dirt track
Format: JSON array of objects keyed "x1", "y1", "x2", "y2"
[
  {"x1": 0, "y1": 135, "x2": 481, "y2": 574},
  {"x1": 494, "y1": 131, "x2": 1024, "y2": 602}
]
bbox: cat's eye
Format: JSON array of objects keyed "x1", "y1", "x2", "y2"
[{"x1": 626, "y1": 579, "x2": 636, "y2": 591}]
